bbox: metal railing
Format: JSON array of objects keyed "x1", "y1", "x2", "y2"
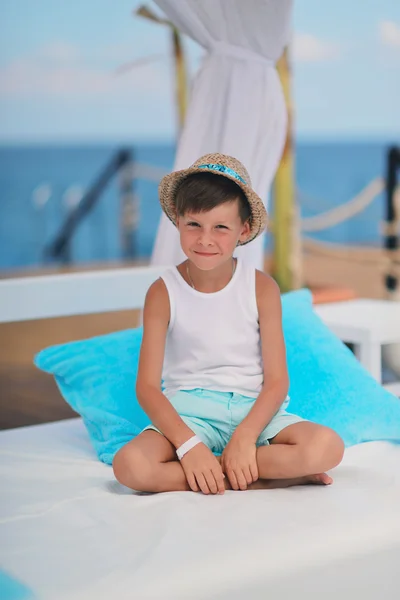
[{"x1": 45, "y1": 148, "x2": 135, "y2": 264}]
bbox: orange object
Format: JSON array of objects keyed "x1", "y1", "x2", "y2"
[{"x1": 311, "y1": 286, "x2": 357, "y2": 305}]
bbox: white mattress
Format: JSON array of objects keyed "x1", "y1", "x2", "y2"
[{"x1": 1, "y1": 418, "x2": 400, "y2": 600}]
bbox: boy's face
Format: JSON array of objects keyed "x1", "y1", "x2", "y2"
[{"x1": 176, "y1": 199, "x2": 251, "y2": 270}]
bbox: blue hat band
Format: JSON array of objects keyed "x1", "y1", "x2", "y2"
[{"x1": 197, "y1": 163, "x2": 247, "y2": 185}]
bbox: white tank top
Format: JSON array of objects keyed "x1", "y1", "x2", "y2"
[{"x1": 161, "y1": 258, "x2": 263, "y2": 399}]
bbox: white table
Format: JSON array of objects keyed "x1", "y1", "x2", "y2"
[{"x1": 314, "y1": 299, "x2": 400, "y2": 396}]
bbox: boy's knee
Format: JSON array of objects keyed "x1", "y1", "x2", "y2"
[
  {"x1": 303, "y1": 427, "x2": 344, "y2": 472},
  {"x1": 113, "y1": 445, "x2": 152, "y2": 491}
]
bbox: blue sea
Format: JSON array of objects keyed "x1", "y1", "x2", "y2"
[{"x1": 0, "y1": 141, "x2": 395, "y2": 271}]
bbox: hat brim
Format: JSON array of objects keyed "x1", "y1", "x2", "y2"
[{"x1": 158, "y1": 167, "x2": 268, "y2": 246}]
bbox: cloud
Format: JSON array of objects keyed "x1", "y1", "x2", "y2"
[
  {"x1": 379, "y1": 20, "x2": 400, "y2": 48},
  {"x1": 23, "y1": 40, "x2": 162, "y2": 66},
  {"x1": 292, "y1": 33, "x2": 341, "y2": 63},
  {"x1": 37, "y1": 42, "x2": 81, "y2": 64},
  {"x1": 0, "y1": 59, "x2": 110, "y2": 95},
  {"x1": 0, "y1": 41, "x2": 169, "y2": 98}
]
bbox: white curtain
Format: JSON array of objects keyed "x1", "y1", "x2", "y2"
[{"x1": 151, "y1": 0, "x2": 293, "y2": 269}]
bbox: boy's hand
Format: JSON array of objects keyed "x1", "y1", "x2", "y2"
[
  {"x1": 221, "y1": 432, "x2": 258, "y2": 491},
  {"x1": 180, "y1": 443, "x2": 225, "y2": 495}
]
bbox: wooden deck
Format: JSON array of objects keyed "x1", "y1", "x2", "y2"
[{"x1": 0, "y1": 250, "x2": 390, "y2": 430}]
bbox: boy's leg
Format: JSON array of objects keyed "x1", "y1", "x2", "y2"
[
  {"x1": 113, "y1": 430, "x2": 191, "y2": 493},
  {"x1": 251, "y1": 422, "x2": 344, "y2": 488}
]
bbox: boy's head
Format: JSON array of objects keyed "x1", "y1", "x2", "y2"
[
  {"x1": 159, "y1": 153, "x2": 268, "y2": 252},
  {"x1": 174, "y1": 172, "x2": 252, "y2": 268}
]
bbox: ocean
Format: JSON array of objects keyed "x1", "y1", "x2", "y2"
[{"x1": 0, "y1": 141, "x2": 395, "y2": 271}]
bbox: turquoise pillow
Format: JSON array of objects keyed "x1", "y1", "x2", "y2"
[
  {"x1": 0, "y1": 570, "x2": 35, "y2": 600},
  {"x1": 35, "y1": 289, "x2": 400, "y2": 464},
  {"x1": 35, "y1": 328, "x2": 148, "y2": 465},
  {"x1": 282, "y1": 290, "x2": 400, "y2": 443}
]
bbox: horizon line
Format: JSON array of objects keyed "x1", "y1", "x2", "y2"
[{"x1": 0, "y1": 134, "x2": 399, "y2": 147}]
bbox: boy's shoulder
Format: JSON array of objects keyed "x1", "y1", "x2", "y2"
[
  {"x1": 255, "y1": 269, "x2": 280, "y2": 294},
  {"x1": 146, "y1": 277, "x2": 169, "y2": 301},
  {"x1": 144, "y1": 277, "x2": 170, "y2": 320},
  {"x1": 254, "y1": 269, "x2": 281, "y2": 313}
]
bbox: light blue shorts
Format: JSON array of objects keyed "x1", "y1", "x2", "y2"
[{"x1": 142, "y1": 388, "x2": 305, "y2": 454}]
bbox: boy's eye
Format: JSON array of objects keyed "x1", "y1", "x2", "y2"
[
  {"x1": 187, "y1": 222, "x2": 200, "y2": 227},
  {"x1": 216, "y1": 225, "x2": 228, "y2": 229}
]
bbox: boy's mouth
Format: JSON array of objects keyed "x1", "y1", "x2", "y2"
[{"x1": 194, "y1": 251, "x2": 218, "y2": 256}]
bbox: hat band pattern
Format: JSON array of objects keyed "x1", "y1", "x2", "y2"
[{"x1": 197, "y1": 163, "x2": 246, "y2": 185}]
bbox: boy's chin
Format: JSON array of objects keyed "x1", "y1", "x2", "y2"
[{"x1": 188, "y1": 253, "x2": 235, "y2": 270}]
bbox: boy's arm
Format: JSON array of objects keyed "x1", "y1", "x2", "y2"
[
  {"x1": 136, "y1": 279, "x2": 195, "y2": 449},
  {"x1": 235, "y1": 271, "x2": 289, "y2": 442}
]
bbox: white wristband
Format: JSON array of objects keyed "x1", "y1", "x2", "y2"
[{"x1": 176, "y1": 435, "x2": 201, "y2": 461}]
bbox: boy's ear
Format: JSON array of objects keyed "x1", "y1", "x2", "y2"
[{"x1": 239, "y1": 220, "x2": 251, "y2": 242}]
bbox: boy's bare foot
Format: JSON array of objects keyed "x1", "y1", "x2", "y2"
[
  {"x1": 222, "y1": 472, "x2": 333, "y2": 491},
  {"x1": 249, "y1": 472, "x2": 333, "y2": 490}
]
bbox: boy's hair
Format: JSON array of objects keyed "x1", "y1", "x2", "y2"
[{"x1": 174, "y1": 172, "x2": 251, "y2": 224}]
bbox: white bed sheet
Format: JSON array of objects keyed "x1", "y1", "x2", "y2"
[{"x1": 1, "y1": 418, "x2": 400, "y2": 600}]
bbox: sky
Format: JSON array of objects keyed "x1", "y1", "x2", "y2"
[{"x1": 0, "y1": 0, "x2": 399, "y2": 143}]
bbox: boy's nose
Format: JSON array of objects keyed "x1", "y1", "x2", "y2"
[{"x1": 198, "y1": 231, "x2": 214, "y2": 246}]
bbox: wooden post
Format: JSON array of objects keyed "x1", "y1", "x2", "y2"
[
  {"x1": 172, "y1": 28, "x2": 188, "y2": 130},
  {"x1": 118, "y1": 149, "x2": 138, "y2": 260},
  {"x1": 272, "y1": 48, "x2": 301, "y2": 292}
]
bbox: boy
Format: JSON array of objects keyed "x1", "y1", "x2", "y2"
[{"x1": 113, "y1": 153, "x2": 344, "y2": 494}]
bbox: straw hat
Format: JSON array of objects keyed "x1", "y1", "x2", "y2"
[{"x1": 158, "y1": 153, "x2": 268, "y2": 245}]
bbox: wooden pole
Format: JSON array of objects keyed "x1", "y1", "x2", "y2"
[
  {"x1": 272, "y1": 48, "x2": 301, "y2": 292},
  {"x1": 172, "y1": 28, "x2": 188, "y2": 130}
]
